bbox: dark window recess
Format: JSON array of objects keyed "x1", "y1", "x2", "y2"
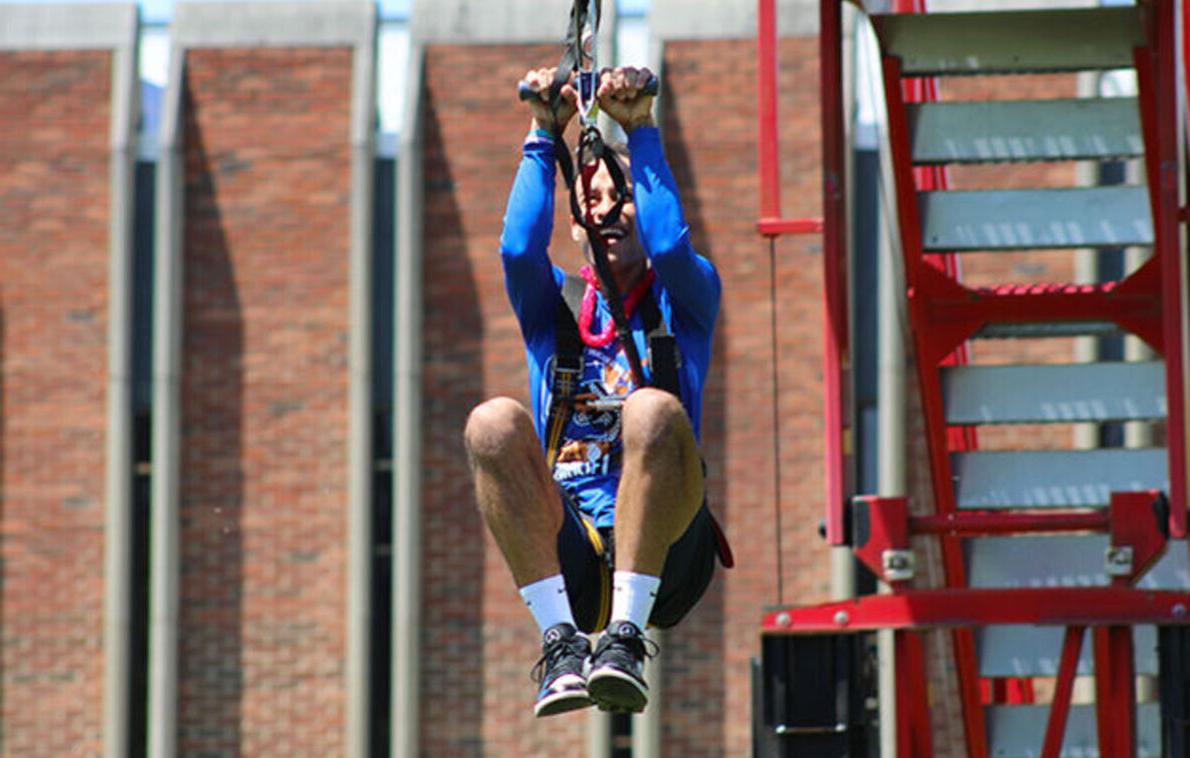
[
  {"x1": 129, "y1": 159, "x2": 156, "y2": 758},
  {"x1": 370, "y1": 155, "x2": 396, "y2": 756}
]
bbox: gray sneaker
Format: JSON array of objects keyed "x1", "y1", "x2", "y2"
[
  {"x1": 586, "y1": 620, "x2": 657, "y2": 713},
  {"x1": 532, "y1": 623, "x2": 593, "y2": 717}
]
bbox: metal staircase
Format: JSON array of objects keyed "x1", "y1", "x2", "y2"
[{"x1": 757, "y1": 1, "x2": 1190, "y2": 756}]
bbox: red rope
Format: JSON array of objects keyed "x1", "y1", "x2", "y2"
[{"x1": 577, "y1": 265, "x2": 654, "y2": 347}]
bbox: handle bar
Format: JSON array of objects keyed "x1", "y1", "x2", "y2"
[{"x1": 517, "y1": 73, "x2": 659, "y2": 101}]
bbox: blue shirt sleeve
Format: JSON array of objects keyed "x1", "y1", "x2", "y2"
[
  {"x1": 627, "y1": 126, "x2": 721, "y2": 332},
  {"x1": 500, "y1": 138, "x2": 565, "y2": 338}
]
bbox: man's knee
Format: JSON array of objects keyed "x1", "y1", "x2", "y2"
[
  {"x1": 621, "y1": 388, "x2": 691, "y2": 453},
  {"x1": 464, "y1": 397, "x2": 535, "y2": 461}
]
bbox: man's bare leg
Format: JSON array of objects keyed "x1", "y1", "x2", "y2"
[
  {"x1": 463, "y1": 396, "x2": 562, "y2": 586},
  {"x1": 586, "y1": 388, "x2": 705, "y2": 713},
  {"x1": 613, "y1": 387, "x2": 705, "y2": 575},
  {"x1": 465, "y1": 396, "x2": 593, "y2": 717}
]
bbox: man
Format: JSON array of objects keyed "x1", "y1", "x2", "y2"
[{"x1": 463, "y1": 64, "x2": 724, "y2": 718}]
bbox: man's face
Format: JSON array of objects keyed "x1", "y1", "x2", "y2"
[{"x1": 570, "y1": 159, "x2": 646, "y2": 281}]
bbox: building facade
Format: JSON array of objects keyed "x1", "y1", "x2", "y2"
[{"x1": 0, "y1": 0, "x2": 1089, "y2": 755}]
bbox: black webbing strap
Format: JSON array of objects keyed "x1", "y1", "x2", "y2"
[
  {"x1": 540, "y1": 0, "x2": 645, "y2": 387},
  {"x1": 544, "y1": 275, "x2": 587, "y2": 470},
  {"x1": 546, "y1": 0, "x2": 599, "y2": 194},
  {"x1": 637, "y1": 294, "x2": 680, "y2": 398}
]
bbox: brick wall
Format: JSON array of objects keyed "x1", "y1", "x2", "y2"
[
  {"x1": 0, "y1": 49, "x2": 111, "y2": 757},
  {"x1": 178, "y1": 47, "x2": 354, "y2": 755}
]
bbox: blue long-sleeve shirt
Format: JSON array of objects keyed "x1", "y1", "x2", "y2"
[{"x1": 499, "y1": 126, "x2": 720, "y2": 527}]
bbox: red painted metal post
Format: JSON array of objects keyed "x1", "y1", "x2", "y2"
[
  {"x1": 1155, "y1": 0, "x2": 1188, "y2": 538},
  {"x1": 819, "y1": 0, "x2": 849, "y2": 546},
  {"x1": 911, "y1": 510, "x2": 1109, "y2": 537},
  {"x1": 1137, "y1": 0, "x2": 1188, "y2": 537},
  {"x1": 758, "y1": 0, "x2": 780, "y2": 221},
  {"x1": 1040, "y1": 626, "x2": 1085, "y2": 758},
  {"x1": 1092, "y1": 626, "x2": 1136, "y2": 758},
  {"x1": 762, "y1": 587, "x2": 1190, "y2": 632},
  {"x1": 894, "y1": 631, "x2": 914, "y2": 758},
  {"x1": 895, "y1": 631, "x2": 934, "y2": 757}
]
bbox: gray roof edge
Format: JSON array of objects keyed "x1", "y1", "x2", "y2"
[
  {"x1": 650, "y1": 0, "x2": 819, "y2": 40},
  {"x1": 409, "y1": 0, "x2": 579, "y2": 45},
  {"x1": 0, "y1": 3, "x2": 138, "y2": 51},
  {"x1": 174, "y1": 1, "x2": 375, "y2": 48}
]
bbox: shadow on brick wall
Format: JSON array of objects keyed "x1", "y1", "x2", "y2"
[
  {"x1": 659, "y1": 92, "x2": 728, "y2": 750},
  {"x1": 179, "y1": 96, "x2": 244, "y2": 754},
  {"x1": 419, "y1": 91, "x2": 487, "y2": 749}
]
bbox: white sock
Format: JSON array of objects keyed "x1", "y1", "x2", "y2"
[
  {"x1": 519, "y1": 575, "x2": 577, "y2": 634},
  {"x1": 610, "y1": 571, "x2": 662, "y2": 631}
]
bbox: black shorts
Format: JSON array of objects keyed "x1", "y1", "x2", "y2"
[{"x1": 556, "y1": 491, "x2": 719, "y2": 633}]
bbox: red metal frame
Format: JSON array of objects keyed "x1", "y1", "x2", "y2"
[
  {"x1": 1092, "y1": 626, "x2": 1137, "y2": 758},
  {"x1": 763, "y1": 587, "x2": 1190, "y2": 632},
  {"x1": 1040, "y1": 626, "x2": 1084, "y2": 758},
  {"x1": 758, "y1": 1, "x2": 1187, "y2": 755},
  {"x1": 1136, "y1": 0, "x2": 1188, "y2": 537},
  {"x1": 852, "y1": 491, "x2": 1168, "y2": 584},
  {"x1": 756, "y1": 0, "x2": 847, "y2": 545},
  {"x1": 896, "y1": 631, "x2": 933, "y2": 757}
]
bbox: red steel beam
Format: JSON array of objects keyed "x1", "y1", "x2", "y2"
[
  {"x1": 762, "y1": 587, "x2": 1190, "y2": 632},
  {"x1": 1093, "y1": 626, "x2": 1136, "y2": 758},
  {"x1": 1156, "y1": 0, "x2": 1188, "y2": 538},
  {"x1": 757, "y1": 217, "x2": 825, "y2": 236},
  {"x1": 1137, "y1": 0, "x2": 1188, "y2": 537},
  {"x1": 911, "y1": 510, "x2": 1109, "y2": 537},
  {"x1": 757, "y1": 0, "x2": 780, "y2": 220},
  {"x1": 896, "y1": 631, "x2": 934, "y2": 758},
  {"x1": 1040, "y1": 626, "x2": 1085, "y2": 758},
  {"x1": 819, "y1": 0, "x2": 850, "y2": 546}
]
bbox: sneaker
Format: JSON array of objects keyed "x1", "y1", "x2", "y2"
[
  {"x1": 586, "y1": 620, "x2": 657, "y2": 713},
  {"x1": 531, "y1": 623, "x2": 593, "y2": 717}
]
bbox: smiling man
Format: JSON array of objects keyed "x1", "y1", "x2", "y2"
[{"x1": 463, "y1": 65, "x2": 728, "y2": 718}]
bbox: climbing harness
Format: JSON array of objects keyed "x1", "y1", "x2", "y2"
[{"x1": 543, "y1": 271, "x2": 680, "y2": 471}]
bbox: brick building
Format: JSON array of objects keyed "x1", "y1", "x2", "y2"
[
  {"x1": 0, "y1": 0, "x2": 1104, "y2": 755},
  {"x1": 1, "y1": 0, "x2": 841, "y2": 754}
]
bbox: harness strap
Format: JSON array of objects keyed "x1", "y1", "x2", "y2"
[
  {"x1": 637, "y1": 293, "x2": 680, "y2": 398},
  {"x1": 544, "y1": 274, "x2": 587, "y2": 470}
]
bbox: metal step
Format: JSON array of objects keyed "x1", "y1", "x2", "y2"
[
  {"x1": 974, "y1": 540, "x2": 1189, "y2": 678},
  {"x1": 910, "y1": 98, "x2": 1142, "y2": 164},
  {"x1": 968, "y1": 536, "x2": 1190, "y2": 590},
  {"x1": 986, "y1": 702, "x2": 1160, "y2": 757},
  {"x1": 920, "y1": 186, "x2": 1153, "y2": 252},
  {"x1": 873, "y1": 7, "x2": 1145, "y2": 76},
  {"x1": 953, "y1": 449, "x2": 1168, "y2": 509},
  {"x1": 942, "y1": 361, "x2": 1167, "y2": 425},
  {"x1": 979, "y1": 623, "x2": 1158, "y2": 677}
]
